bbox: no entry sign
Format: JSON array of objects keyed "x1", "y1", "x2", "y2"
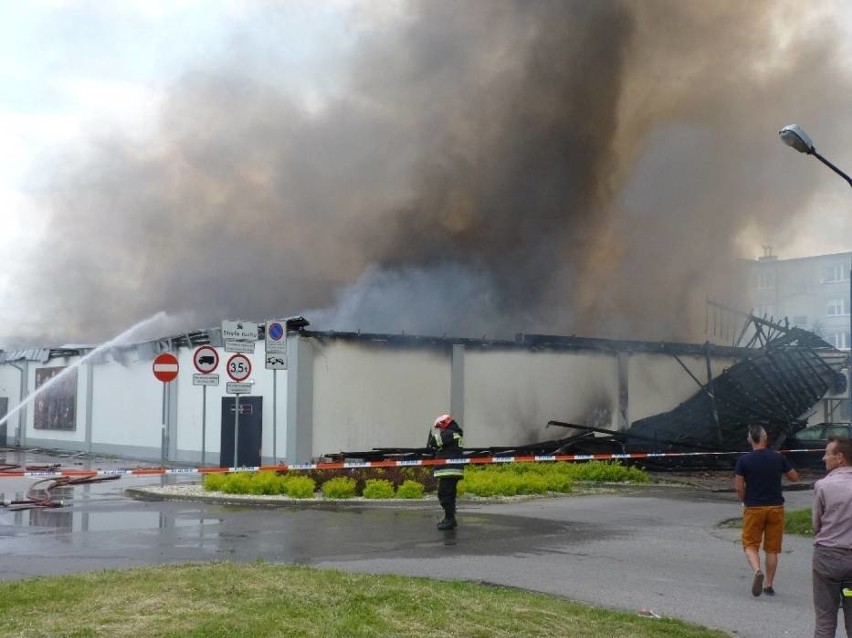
[{"x1": 152, "y1": 352, "x2": 179, "y2": 383}]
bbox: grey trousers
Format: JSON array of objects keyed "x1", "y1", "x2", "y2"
[{"x1": 813, "y1": 544, "x2": 852, "y2": 638}]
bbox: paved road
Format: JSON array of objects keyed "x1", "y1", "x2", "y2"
[{"x1": 0, "y1": 450, "x2": 825, "y2": 637}]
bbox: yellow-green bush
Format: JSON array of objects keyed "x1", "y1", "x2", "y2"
[
  {"x1": 202, "y1": 460, "x2": 646, "y2": 498},
  {"x1": 561, "y1": 460, "x2": 648, "y2": 483},
  {"x1": 460, "y1": 469, "x2": 550, "y2": 497},
  {"x1": 282, "y1": 475, "x2": 316, "y2": 499},
  {"x1": 223, "y1": 472, "x2": 253, "y2": 494},
  {"x1": 322, "y1": 476, "x2": 357, "y2": 499},
  {"x1": 362, "y1": 479, "x2": 395, "y2": 499},
  {"x1": 203, "y1": 473, "x2": 228, "y2": 492},
  {"x1": 396, "y1": 480, "x2": 425, "y2": 499},
  {"x1": 248, "y1": 471, "x2": 286, "y2": 495}
]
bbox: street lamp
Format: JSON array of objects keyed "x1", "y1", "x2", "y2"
[
  {"x1": 779, "y1": 124, "x2": 852, "y2": 188},
  {"x1": 779, "y1": 123, "x2": 852, "y2": 420}
]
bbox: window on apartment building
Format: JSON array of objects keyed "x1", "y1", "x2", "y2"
[
  {"x1": 792, "y1": 315, "x2": 808, "y2": 326},
  {"x1": 827, "y1": 298, "x2": 849, "y2": 316},
  {"x1": 757, "y1": 271, "x2": 775, "y2": 289},
  {"x1": 823, "y1": 264, "x2": 850, "y2": 283},
  {"x1": 830, "y1": 332, "x2": 850, "y2": 350}
]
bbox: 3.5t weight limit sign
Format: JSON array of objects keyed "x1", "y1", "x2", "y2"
[{"x1": 226, "y1": 354, "x2": 252, "y2": 382}]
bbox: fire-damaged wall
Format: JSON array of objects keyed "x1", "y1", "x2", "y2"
[
  {"x1": 295, "y1": 331, "x2": 754, "y2": 460},
  {"x1": 463, "y1": 350, "x2": 618, "y2": 448},
  {"x1": 626, "y1": 353, "x2": 740, "y2": 424},
  {"x1": 2, "y1": 323, "x2": 840, "y2": 462}
]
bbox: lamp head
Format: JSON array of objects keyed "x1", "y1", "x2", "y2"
[{"x1": 779, "y1": 124, "x2": 815, "y2": 154}]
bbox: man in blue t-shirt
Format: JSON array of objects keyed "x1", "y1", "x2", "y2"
[{"x1": 735, "y1": 425, "x2": 799, "y2": 597}]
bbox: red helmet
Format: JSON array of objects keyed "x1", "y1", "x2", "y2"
[{"x1": 434, "y1": 414, "x2": 453, "y2": 429}]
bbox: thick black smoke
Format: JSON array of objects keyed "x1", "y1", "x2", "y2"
[{"x1": 10, "y1": 0, "x2": 852, "y2": 346}]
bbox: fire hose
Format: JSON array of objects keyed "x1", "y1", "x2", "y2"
[{"x1": 0, "y1": 464, "x2": 121, "y2": 510}]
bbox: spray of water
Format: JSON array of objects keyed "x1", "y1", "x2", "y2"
[{"x1": 0, "y1": 311, "x2": 169, "y2": 434}]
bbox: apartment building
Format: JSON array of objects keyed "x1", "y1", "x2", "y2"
[{"x1": 748, "y1": 248, "x2": 852, "y2": 351}]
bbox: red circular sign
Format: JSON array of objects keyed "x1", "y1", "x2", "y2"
[
  {"x1": 193, "y1": 345, "x2": 219, "y2": 374},
  {"x1": 152, "y1": 352, "x2": 179, "y2": 383},
  {"x1": 226, "y1": 353, "x2": 252, "y2": 382}
]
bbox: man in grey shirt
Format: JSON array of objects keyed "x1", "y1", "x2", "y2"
[{"x1": 812, "y1": 436, "x2": 852, "y2": 637}]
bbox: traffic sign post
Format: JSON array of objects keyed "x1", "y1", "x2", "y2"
[
  {"x1": 192, "y1": 346, "x2": 220, "y2": 467},
  {"x1": 265, "y1": 319, "x2": 289, "y2": 464},
  {"x1": 152, "y1": 352, "x2": 179, "y2": 469},
  {"x1": 226, "y1": 354, "x2": 253, "y2": 467}
]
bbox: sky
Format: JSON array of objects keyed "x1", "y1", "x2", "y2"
[{"x1": 1, "y1": 0, "x2": 851, "y2": 347}]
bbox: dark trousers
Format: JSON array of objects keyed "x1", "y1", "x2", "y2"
[
  {"x1": 437, "y1": 477, "x2": 460, "y2": 517},
  {"x1": 813, "y1": 544, "x2": 852, "y2": 638}
]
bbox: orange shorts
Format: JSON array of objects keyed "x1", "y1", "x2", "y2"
[{"x1": 742, "y1": 505, "x2": 785, "y2": 553}]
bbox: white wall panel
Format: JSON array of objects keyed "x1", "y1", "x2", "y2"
[
  {"x1": 91, "y1": 358, "x2": 162, "y2": 447},
  {"x1": 311, "y1": 341, "x2": 450, "y2": 457},
  {"x1": 464, "y1": 349, "x2": 619, "y2": 446}
]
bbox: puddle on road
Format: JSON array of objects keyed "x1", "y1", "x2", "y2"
[{"x1": 3, "y1": 507, "x2": 221, "y2": 533}]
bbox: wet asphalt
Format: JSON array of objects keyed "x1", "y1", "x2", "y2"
[{"x1": 0, "y1": 449, "x2": 823, "y2": 638}]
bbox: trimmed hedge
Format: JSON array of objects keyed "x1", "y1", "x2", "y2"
[{"x1": 201, "y1": 460, "x2": 648, "y2": 499}]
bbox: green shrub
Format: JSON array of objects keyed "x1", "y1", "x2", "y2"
[
  {"x1": 396, "y1": 480, "x2": 425, "y2": 499},
  {"x1": 321, "y1": 476, "x2": 357, "y2": 499},
  {"x1": 249, "y1": 471, "x2": 286, "y2": 495},
  {"x1": 282, "y1": 475, "x2": 316, "y2": 499},
  {"x1": 203, "y1": 460, "x2": 643, "y2": 498},
  {"x1": 571, "y1": 460, "x2": 648, "y2": 483},
  {"x1": 203, "y1": 473, "x2": 228, "y2": 492},
  {"x1": 223, "y1": 472, "x2": 253, "y2": 494},
  {"x1": 362, "y1": 479, "x2": 395, "y2": 499}
]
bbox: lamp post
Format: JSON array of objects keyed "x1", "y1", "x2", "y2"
[
  {"x1": 779, "y1": 124, "x2": 852, "y2": 188},
  {"x1": 779, "y1": 123, "x2": 852, "y2": 420}
]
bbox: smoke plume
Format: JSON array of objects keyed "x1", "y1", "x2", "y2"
[{"x1": 10, "y1": 0, "x2": 852, "y2": 346}]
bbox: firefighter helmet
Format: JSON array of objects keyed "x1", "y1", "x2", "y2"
[{"x1": 434, "y1": 414, "x2": 453, "y2": 429}]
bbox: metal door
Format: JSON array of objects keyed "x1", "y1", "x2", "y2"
[
  {"x1": 0, "y1": 397, "x2": 7, "y2": 446},
  {"x1": 219, "y1": 396, "x2": 263, "y2": 467}
]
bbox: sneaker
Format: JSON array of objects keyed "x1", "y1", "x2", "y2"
[
  {"x1": 763, "y1": 587, "x2": 775, "y2": 596},
  {"x1": 752, "y1": 571, "x2": 764, "y2": 597}
]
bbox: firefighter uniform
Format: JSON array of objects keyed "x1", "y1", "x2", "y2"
[{"x1": 427, "y1": 414, "x2": 464, "y2": 530}]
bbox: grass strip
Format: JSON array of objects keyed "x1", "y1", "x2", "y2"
[{"x1": 0, "y1": 562, "x2": 728, "y2": 637}]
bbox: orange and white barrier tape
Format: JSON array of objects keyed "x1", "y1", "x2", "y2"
[{"x1": 0, "y1": 448, "x2": 822, "y2": 479}]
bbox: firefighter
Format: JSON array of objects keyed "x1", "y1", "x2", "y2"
[{"x1": 427, "y1": 414, "x2": 464, "y2": 530}]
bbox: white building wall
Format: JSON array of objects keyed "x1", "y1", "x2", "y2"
[
  {"x1": 4, "y1": 331, "x2": 823, "y2": 464},
  {"x1": 172, "y1": 345, "x2": 288, "y2": 464},
  {"x1": 463, "y1": 349, "x2": 618, "y2": 447},
  {"x1": 311, "y1": 340, "x2": 450, "y2": 457},
  {"x1": 91, "y1": 357, "x2": 163, "y2": 454}
]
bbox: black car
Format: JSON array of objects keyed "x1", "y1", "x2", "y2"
[{"x1": 786, "y1": 423, "x2": 852, "y2": 467}]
